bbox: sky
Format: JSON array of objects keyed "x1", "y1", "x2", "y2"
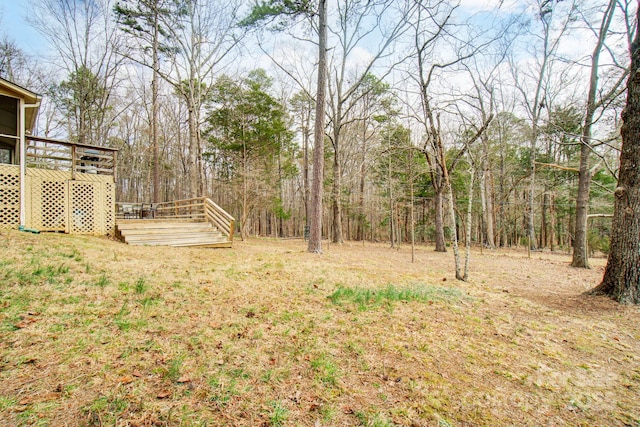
[{"x1": 0, "y1": 0, "x2": 48, "y2": 54}]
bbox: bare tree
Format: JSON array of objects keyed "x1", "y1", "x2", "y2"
[
  {"x1": 115, "y1": 0, "x2": 178, "y2": 203},
  {"x1": 510, "y1": 0, "x2": 576, "y2": 250},
  {"x1": 31, "y1": 0, "x2": 126, "y2": 145},
  {"x1": 407, "y1": 0, "x2": 457, "y2": 252},
  {"x1": 308, "y1": 0, "x2": 328, "y2": 253},
  {"x1": 158, "y1": 0, "x2": 243, "y2": 198},
  {"x1": 572, "y1": 0, "x2": 630, "y2": 268},
  {"x1": 325, "y1": 0, "x2": 412, "y2": 244}
]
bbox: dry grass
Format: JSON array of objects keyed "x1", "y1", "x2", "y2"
[{"x1": 1, "y1": 229, "x2": 639, "y2": 426}]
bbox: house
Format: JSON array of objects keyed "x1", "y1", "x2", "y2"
[{"x1": 0, "y1": 77, "x2": 117, "y2": 235}]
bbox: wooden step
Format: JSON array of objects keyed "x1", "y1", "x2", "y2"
[
  {"x1": 127, "y1": 236, "x2": 228, "y2": 246},
  {"x1": 120, "y1": 225, "x2": 216, "y2": 236},
  {"x1": 123, "y1": 231, "x2": 223, "y2": 243},
  {"x1": 116, "y1": 220, "x2": 230, "y2": 248},
  {"x1": 117, "y1": 221, "x2": 211, "y2": 230}
]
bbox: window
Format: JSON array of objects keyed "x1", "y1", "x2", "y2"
[
  {"x1": 0, "y1": 148, "x2": 10, "y2": 164},
  {"x1": 0, "y1": 95, "x2": 18, "y2": 165},
  {"x1": 0, "y1": 95, "x2": 18, "y2": 137}
]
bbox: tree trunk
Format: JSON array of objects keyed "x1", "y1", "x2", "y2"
[
  {"x1": 434, "y1": 187, "x2": 446, "y2": 252},
  {"x1": 541, "y1": 192, "x2": 548, "y2": 249},
  {"x1": 152, "y1": 8, "x2": 160, "y2": 204},
  {"x1": 308, "y1": 0, "x2": 327, "y2": 254},
  {"x1": 591, "y1": 7, "x2": 640, "y2": 303},
  {"x1": 528, "y1": 158, "x2": 537, "y2": 250},
  {"x1": 240, "y1": 151, "x2": 248, "y2": 241},
  {"x1": 463, "y1": 163, "x2": 476, "y2": 281},
  {"x1": 357, "y1": 122, "x2": 366, "y2": 241},
  {"x1": 550, "y1": 193, "x2": 556, "y2": 252},
  {"x1": 446, "y1": 178, "x2": 462, "y2": 280},
  {"x1": 303, "y1": 114, "x2": 310, "y2": 228},
  {"x1": 187, "y1": 104, "x2": 199, "y2": 198},
  {"x1": 572, "y1": 139, "x2": 592, "y2": 267},
  {"x1": 331, "y1": 141, "x2": 343, "y2": 244},
  {"x1": 481, "y1": 133, "x2": 495, "y2": 249}
]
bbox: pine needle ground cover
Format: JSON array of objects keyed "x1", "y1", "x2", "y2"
[{"x1": 1, "y1": 230, "x2": 638, "y2": 426}]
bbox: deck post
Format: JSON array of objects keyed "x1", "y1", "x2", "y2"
[
  {"x1": 71, "y1": 144, "x2": 77, "y2": 180},
  {"x1": 19, "y1": 98, "x2": 25, "y2": 227}
]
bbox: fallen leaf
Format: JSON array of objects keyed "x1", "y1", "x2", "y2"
[
  {"x1": 157, "y1": 391, "x2": 171, "y2": 399},
  {"x1": 119, "y1": 376, "x2": 134, "y2": 385},
  {"x1": 41, "y1": 392, "x2": 61, "y2": 401},
  {"x1": 209, "y1": 322, "x2": 222, "y2": 329},
  {"x1": 15, "y1": 318, "x2": 36, "y2": 329}
]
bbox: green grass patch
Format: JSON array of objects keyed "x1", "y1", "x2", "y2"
[
  {"x1": 267, "y1": 400, "x2": 288, "y2": 426},
  {"x1": 83, "y1": 394, "x2": 129, "y2": 425},
  {"x1": 354, "y1": 409, "x2": 393, "y2": 427},
  {"x1": 310, "y1": 353, "x2": 339, "y2": 386},
  {"x1": 94, "y1": 274, "x2": 110, "y2": 288},
  {"x1": 134, "y1": 277, "x2": 147, "y2": 294},
  {"x1": 328, "y1": 283, "x2": 466, "y2": 310}
]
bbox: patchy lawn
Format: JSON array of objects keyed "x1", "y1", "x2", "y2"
[{"x1": 0, "y1": 230, "x2": 638, "y2": 426}]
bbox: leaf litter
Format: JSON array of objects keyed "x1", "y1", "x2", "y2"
[{"x1": 0, "y1": 229, "x2": 639, "y2": 426}]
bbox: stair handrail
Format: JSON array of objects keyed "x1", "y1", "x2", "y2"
[
  {"x1": 154, "y1": 197, "x2": 205, "y2": 220},
  {"x1": 204, "y1": 197, "x2": 235, "y2": 242}
]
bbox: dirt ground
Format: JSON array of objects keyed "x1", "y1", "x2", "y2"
[{"x1": 0, "y1": 230, "x2": 638, "y2": 426}]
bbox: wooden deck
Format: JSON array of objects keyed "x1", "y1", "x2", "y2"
[{"x1": 115, "y1": 197, "x2": 235, "y2": 248}]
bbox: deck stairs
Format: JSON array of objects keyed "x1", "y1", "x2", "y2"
[{"x1": 116, "y1": 219, "x2": 232, "y2": 248}]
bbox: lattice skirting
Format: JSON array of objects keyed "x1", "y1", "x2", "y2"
[
  {"x1": 0, "y1": 165, "x2": 115, "y2": 235},
  {"x1": 0, "y1": 164, "x2": 20, "y2": 229}
]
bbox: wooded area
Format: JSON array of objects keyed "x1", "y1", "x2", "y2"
[{"x1": 0, "y1": 0, "x2": 633, "y2": 262}]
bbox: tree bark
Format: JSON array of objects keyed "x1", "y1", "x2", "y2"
[
  {"x1": 308, "y1": 0, "x2": 327, "y2": 254},
  {"x1": 550, "y1": 192, "x2": 556, "y2": 251},
  {"x1": 434, "y1": 188, "x2": 446, "y2": 252},
  {"x1": 481, "y1": 134, "x2": 496, "y2": 248},
  {"x1": 187, "y1": 103, "x2": 199, "y2": 198},
  {"x1": 463, "y1": 162, "x2": 476, "y2": 281},
  {"x1": 331, "y1": 129, "x2": 344, "y2": 244},
  {"x1": 591, "y1": 6, "x2": 640, "y2": 303},
  {"x1": 541, "y1": 192, "x2": 549, "y2": 248}
]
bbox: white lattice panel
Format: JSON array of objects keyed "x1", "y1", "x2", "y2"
[
  {"x1": 69, "y1": 181, "x2": 98, "y2": 234},
  {"x1": 41, "y1": 180, "x2": 66, "y2": 230},
  {"x1": 103, "y1": 182, "x2": 115, "y2": 235},
  {"x1": 0, "y1": 164, "x2": 20, "y2": 229}
]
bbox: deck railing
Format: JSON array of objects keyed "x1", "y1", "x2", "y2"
[
  {"x1": 116, "y1": 197, "x2": 235, "y2": 241},
  {"x1": 26, "y1": 136, "x2": 117, "y2": 178}
]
